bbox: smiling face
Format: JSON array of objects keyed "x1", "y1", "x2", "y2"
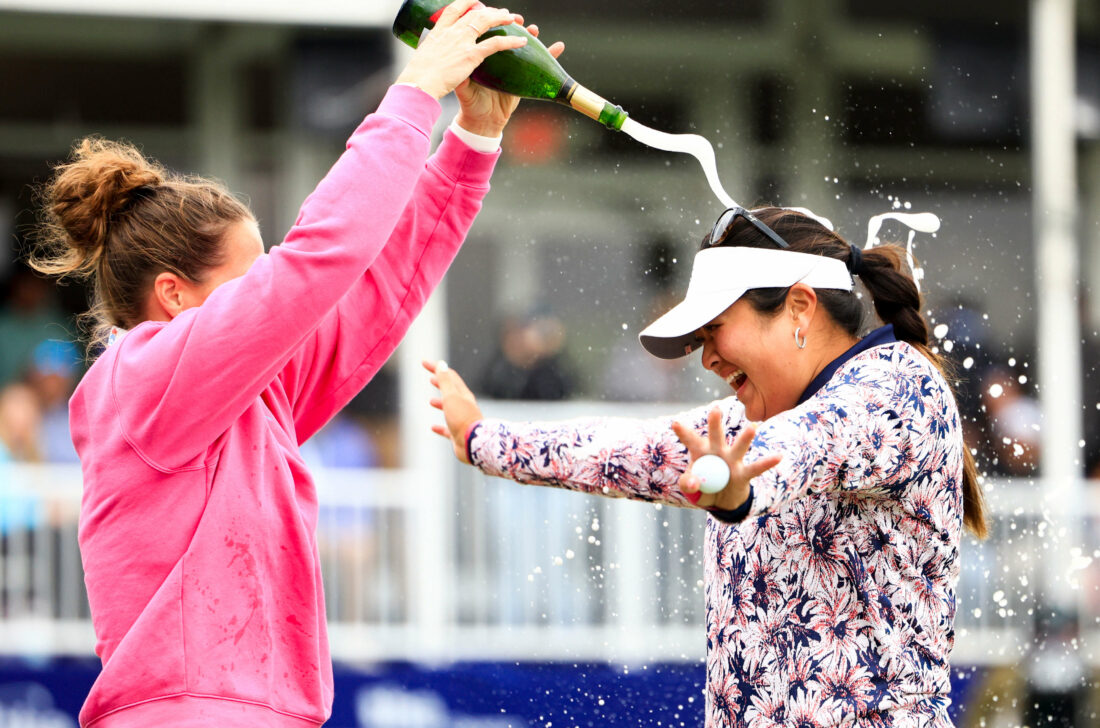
[
  {"x1": 696, "y1": 298, "x2": 806, "y2": 421},
  {"x1": 694, "y1": 283, "x2": 861, "y2": 422}
]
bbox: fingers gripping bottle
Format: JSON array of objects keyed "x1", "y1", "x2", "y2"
[{"x1": 392, "y1": 0, "x2": 629, "y2": 130}]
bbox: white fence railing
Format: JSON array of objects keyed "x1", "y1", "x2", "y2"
[{"x1": 1, "y1": 401, "x2": 1095, "y2": 666}]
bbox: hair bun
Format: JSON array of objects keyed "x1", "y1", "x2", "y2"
[{"x1": 44, "y1": 137, "x2": 166, "y2": 261}]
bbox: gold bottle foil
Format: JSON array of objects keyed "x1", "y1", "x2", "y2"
[{"x1": 566, "y1": 84, "x2": 607, "y2": 122}]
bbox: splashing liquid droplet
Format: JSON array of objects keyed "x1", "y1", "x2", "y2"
[{"x1": 620, "y1": 118, "x2": 737, "y2": 208}]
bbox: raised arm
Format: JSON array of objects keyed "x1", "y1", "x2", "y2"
[
  {"x1": 110, "y1": 4, "x2": 533, "y2": 469},
  {"x1": 111, "y1": 88, "x2": 442, "y2": 469},
  {"x1": 282, "y1": 21, "x2": 567, "y2": 442},
  {"x1": 282, "y1": 127, "x2": 498, "y2": 443}
]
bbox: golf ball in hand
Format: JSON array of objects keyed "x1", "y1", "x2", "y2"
[{"x1": 692, "y1": 454, "x2": 730, "y2": 494}]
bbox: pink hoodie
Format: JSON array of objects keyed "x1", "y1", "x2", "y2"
[{"x1": 70, "y1": 84, "x2": 497, "y2": 727}]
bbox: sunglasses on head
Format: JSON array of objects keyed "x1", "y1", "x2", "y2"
[{"x1": 703, "y1": 206, "x2": 791, "y2": 250}]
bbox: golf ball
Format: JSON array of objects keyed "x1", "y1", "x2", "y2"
[{"x1": 692, "y1": 454, "x2": 730, "y2": 494}]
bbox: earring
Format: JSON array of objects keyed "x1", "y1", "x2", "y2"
[{"x1": 794, "y1": 327, "x2": 807, "y2": 349}]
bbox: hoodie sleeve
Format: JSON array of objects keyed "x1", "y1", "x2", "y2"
[
  {"x1": 280, "y1": 127, "x2": 498, "y2": 444},
  {"x1": 466, "y1": 397, "x2": 746, "y2": 508},
  {"x1": 110, "y1": 85, "x2": 443, "y2": 470}
]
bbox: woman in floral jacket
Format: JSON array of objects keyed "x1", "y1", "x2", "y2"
[{"x1": 427, "y1": 206, "x2": 987, "y2": 727}]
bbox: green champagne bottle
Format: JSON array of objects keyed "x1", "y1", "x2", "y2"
[{"x1": 392, "y1": 0, "x2": 628, "y2": 131}]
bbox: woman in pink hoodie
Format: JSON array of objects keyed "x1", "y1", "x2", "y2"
[{"x1": 30, "y1": 2, "x2": 560, "y2": 725}]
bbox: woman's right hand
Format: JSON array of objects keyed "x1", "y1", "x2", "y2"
[
  {"x1": 672, "y1": 407, "x2": 781, "y2": 511},
  {"x1": 424, "y1": 359, "x2": 483, "y2": 464},
  {"x1": 395, "y1": 0, "x2": 528, "y2": 100}
]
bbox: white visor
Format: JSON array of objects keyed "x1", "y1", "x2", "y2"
[{"x1": 639, "y1": 247, "x2": 854, "y2": 359}]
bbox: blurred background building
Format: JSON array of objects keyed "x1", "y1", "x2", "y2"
[{"x1": 1, "y1": 0, "x2": 1099, "y2": 725}]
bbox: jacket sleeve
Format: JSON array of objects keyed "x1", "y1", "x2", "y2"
[
  {"x1": 467, "y1": 397, "x2": 746, "y2": 507},
  {"x1": 743, "y1": 346, "x2": 962, "y2": 517},
  {"x1": 110, "y1": 85, "x2": 442, "y2": 470},
  {"x1": 281, "y1": 128, "x2": 498, "y2": 443}
]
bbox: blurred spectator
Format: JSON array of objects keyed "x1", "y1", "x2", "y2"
[
  {"x1": 981, "y1": 363, "x2": 1042, "y2": 476},
  {"x1": 24, "y1": 338, "x2": 81, "y2": 463},
  {"x1": 1085, "y1": 359, "x2": 1100, "y2": 480},
  {"x1": 600, "y1": 236, "x2": 713, "y2": 403},
  {"x1": 305, "y1": 376, "x2": 397, "y2": 623},
  {"x1": 479, "y1": 314, "x2": 575, "y2": 400},
  {"x1": 1081, "y1": 296, "x2": 1100, "y2": 480},
  {"x1": 305, "y1": 409, "x2": 381, "y2": 621},
  {"x1": 0, "y1": 382, "x2": 48, "y2": 617},
  {"x1": 0, "y1": 382, "x2": 43, "y2": 462},
  {"x1": 0, "y1": 264, "x2": 71, "y2": 387},
  {"x1": 937, "y1": 298, "x2": 996, "y2": 454},
  {"x1": 301, "y1": 411, "x2": 378, "y2": 469},
  {"x1": 348, "y1": 362, "x2": 401, "y2": 468}
]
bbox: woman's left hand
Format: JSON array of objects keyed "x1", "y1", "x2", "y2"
[
  {"x1": 455, "y1": 23, "x2": 565, "y2": 137},
  {"x1": 671, "y1": 407, "x2": 781, "y2": 511},
  {"x1": 423, "y1": 359, "x2": 483, "y2": 464}
]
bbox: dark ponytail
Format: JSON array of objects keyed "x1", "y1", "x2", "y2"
[
  {"x1": 855, "y1": 245, "x2": 987, "y2": 540},
  {"x1": 856, "y1": 246, "x2": 928, "y2": 346},
  {"x1": 709, "y1": 207, "x2": 988, "y2": 539}
]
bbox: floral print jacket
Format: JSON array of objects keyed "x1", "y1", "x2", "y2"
[{"x1": 468, "y1": 339, "x2": 964, "y2": 727}]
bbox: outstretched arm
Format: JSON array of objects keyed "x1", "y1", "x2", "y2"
[{"x1": 425, "y1": 360, "x2": 746, "y2": 507}]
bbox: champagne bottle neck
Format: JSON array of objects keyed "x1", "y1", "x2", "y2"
[{"x1": 560, "y1": 79, "x2": 628, "y2": 131}]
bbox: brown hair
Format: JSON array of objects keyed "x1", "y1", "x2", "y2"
[
  {"x1": 31, "y1": 137, "x2": 252, "y2": 348},
  {"x1": 706, "y1": 207, "x2": 988, "y2": 539}
]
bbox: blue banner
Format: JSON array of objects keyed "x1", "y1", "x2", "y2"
[{"x1": 0, "y1": 658, "x2": 982, "y2": 727}]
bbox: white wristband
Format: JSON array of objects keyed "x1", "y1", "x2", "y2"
[{"x1": 448, "y1": 118, "x2": 502, "y2": 153}]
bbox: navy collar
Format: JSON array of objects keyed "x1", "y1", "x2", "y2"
[{"x1": 796, "y1": 324, "x2": 897, "y2": 405}]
